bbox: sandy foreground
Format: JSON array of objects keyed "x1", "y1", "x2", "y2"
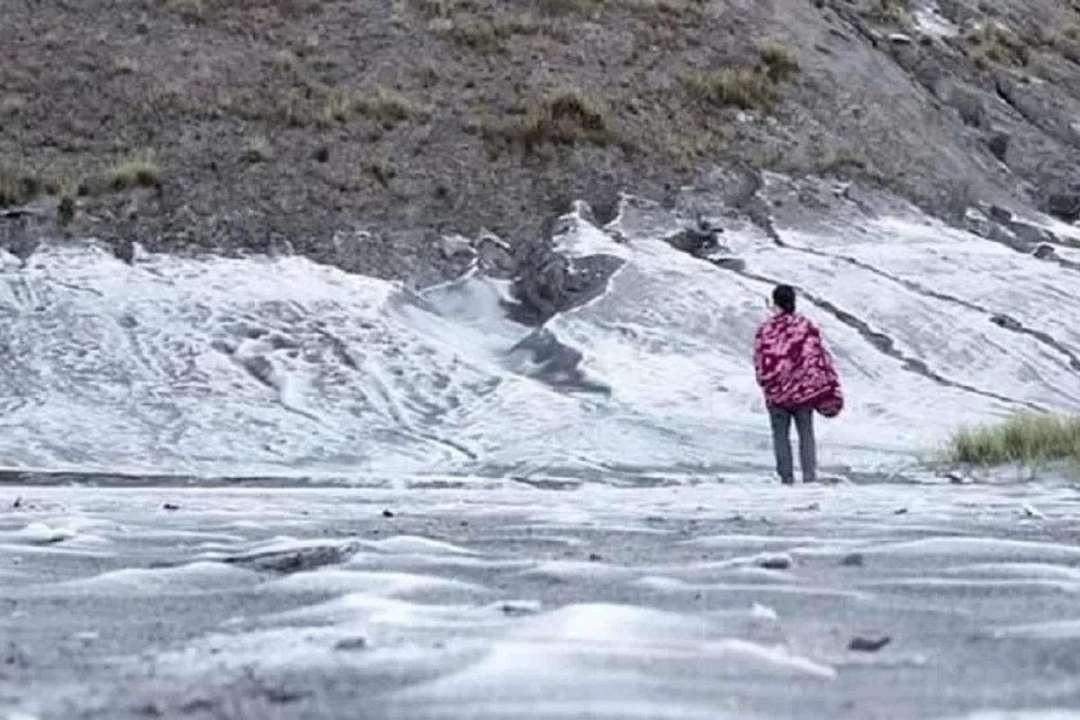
[{"x1": 1, "y1": 473, "x2": 1079, "y2": 720}]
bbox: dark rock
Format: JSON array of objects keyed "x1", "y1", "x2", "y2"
[
  {"x1": 990, "y1": 314, "x2": 1022, "y2": 331},
  {"x1": 506, "y1": 329, "x2": 610, "y2": 394},
  {"x1": 509, "y1": 242, "x2": 623, "y2": 326},
  {"x1": 987, "y1": 132, "x2": 1009, "y2": 162},
  {"x1": 893, "y1": 507, "x2": 908, "y2": 515},
  {"x1": 112, "y1": 237, "x2": 135, "y2": 264},
  {"x1": 382, "y1": 509, "x2": 395, "y2": 518},
  {"x1": 757, "y1": 553, "x2": 792, "y2": 570},
  {"x1": 664, "y1": 218, "x2": 725, "y2": 258},
  {"x1": 988, "y1": 205, "x2": 1013, "y2": 222},
  {"x1": 840, "y1": 553, "x2": 864, "y2": 567},
  {"x1": 588, "y1": 553, "x2": 603, "y2": 562},
  {"x1": 333, "y1": 637, "x2": 368, "y2": 651},
  {"x1": 12, "y1": 496, "x2": 21, "y2": 509},
  {"x1": 314, "y1": 146, "x2": 330, "y2": 163},
  {"x1": 162, "y1": 502, "x2": 180, "y2": 511},
  {"x1": 1034, "y1": 244, "x2": 1057, "y2": 259},
  {"x1": 1047, "y1": 193, "x2": 1080, "y2": 222},
  {"x1": 848, "y1": 635, "x2": 891, "y2": 652}
]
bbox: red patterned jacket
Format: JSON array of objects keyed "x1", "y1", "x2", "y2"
[{"x1": 754, "y1": 312, "x2": 843, "y2": 416}]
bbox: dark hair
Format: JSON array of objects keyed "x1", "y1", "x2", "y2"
[{"x1": 773, "y1": 284, "x2": 796, "y2": 313}]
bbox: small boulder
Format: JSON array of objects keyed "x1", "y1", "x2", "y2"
[
  {"x1": 987, "y1": 132, "x2": 1009, "y2": 162},
  {"x1": 1047, "y1": 193, "x2": 1080, "y2": 223}
]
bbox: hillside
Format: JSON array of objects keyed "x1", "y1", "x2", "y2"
[{"x1": 4, "y1": 0, "x2": 1080, "y2": 284}]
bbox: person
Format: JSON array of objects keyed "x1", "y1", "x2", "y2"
[{"x1": 753, "y1": 284, "x2": 843, "y2": 484}]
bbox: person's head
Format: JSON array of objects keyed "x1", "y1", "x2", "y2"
[{"x1": 772, "y1": 284, "x2": 796, "y2": 314}]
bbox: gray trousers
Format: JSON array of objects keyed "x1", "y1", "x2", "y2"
[{"x1": 768, "y1": 406, "x2": 816, "y2": 484}]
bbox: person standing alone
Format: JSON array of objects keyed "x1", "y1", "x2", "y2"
[{"x1": 754, "y1": 285, "x2": 843, "y2": 484}]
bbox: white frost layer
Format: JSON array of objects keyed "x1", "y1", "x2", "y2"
[{"x1": 1, "y1": 189, "x2": 1078, "y2": 477}]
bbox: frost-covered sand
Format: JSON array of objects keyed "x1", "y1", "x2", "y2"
[
  {"x1": 3, "y1": 176, "x2": 1080, "y2": 718},
  {"x1": 2, "y1": 476, "x2": 1080, "y2": 719}
]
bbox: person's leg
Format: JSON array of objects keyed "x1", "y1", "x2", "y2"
[
  {"x1": 768, "y1": 407, "x2": 794, "y2": 484},
  {"x1": 794, "y1": 407, "x2": 817, "y2": 483}
]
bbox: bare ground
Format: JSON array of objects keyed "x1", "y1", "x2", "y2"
[{"x1": 5, "y1": 0, "x2": 1080, "y2": 284}]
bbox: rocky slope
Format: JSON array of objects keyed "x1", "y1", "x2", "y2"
[{"x1": 4, "y1": 0, "x2": 1080, "y2": 288}]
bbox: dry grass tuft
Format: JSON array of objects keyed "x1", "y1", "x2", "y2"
[
  {"x1": 683, "y1": 67, "x2": 777, "y2": 110},
  {"x1": 683, "y1": 42, "x2": 799, "y2": 111},
  {"x1": 356, "y1": 86, "x2": 426, "y2": 127},
  {"x1": 105, "y1": 152, "x2": 161, "y2": 191},
  {"x1": 489, "y1": 88, "x2": 616, "y2": 153},
  {"x1": 0, "y1": 165, "x2": 42, "y2": 207},
  {"x1": 967, "y1": 22, "x2": 1030, "y2": 68}
]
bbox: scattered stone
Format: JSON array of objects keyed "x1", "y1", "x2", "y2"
[
  {"x1": 439, "y1": 234, "x2": 475, "y2": 260},
  {"x1": 944, "y1": 472, "x2": 967, "y2": 485},
  {"x1": 848, "y1": 635, "x2": 891, "y2": 652},
  {"x1": 12, "y1": 496, "x2": 21, "y2": 509},
  {"x1": 1022, "y1": 503, "x2": 1045, "y2": 520},
  {"x1": 497, "y1": 601, "x2": 540, "y2": 616},
  {"x1": 382, "y1": 509, "x2": 395, "y2": 518},
  {"x1": 893, "y1": 507, "x2": 908, "y2": 515},
  {"x1": 888, "y1": 33, "x2": 913, "y2": 44},
  {"x1": 1034, "y1": 244, "x2": 1056, "y2": 259},
  {"x1": 588, "y1": 552, "x2": 603, "y2": 562},
  {"x1": 333, "y1": 637, "x2": 368, "y2": 651},
  {"x1": 988, "y1": 205, "x2": 1013, "y2": 222},
  {"x1": 756, "y1": 553, "x2": 792, "y2": 570},
  {"x1": 840, "y1": 553, "x2": 864, "y2": 567},
  {"x1": 795, "y1": 502, "x2": 821, "y2": 512},
  {"x1": 162, "y1": 503, "x2": 180, "y2": 511},
  {"x1": 314, "y1": 146, "x2": 330, "y2": 163}
]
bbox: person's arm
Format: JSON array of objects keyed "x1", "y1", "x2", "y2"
[
  {"x1": 753, "y1": 327, "x2": 767, "y2": 388},
  {"x1": 807, "y1": 321, "x2": 840, "y2": 383}
]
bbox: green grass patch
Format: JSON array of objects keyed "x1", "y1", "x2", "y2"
[{"x1": 947, "y1": 413, "x2": 1080, "y2": 466}]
